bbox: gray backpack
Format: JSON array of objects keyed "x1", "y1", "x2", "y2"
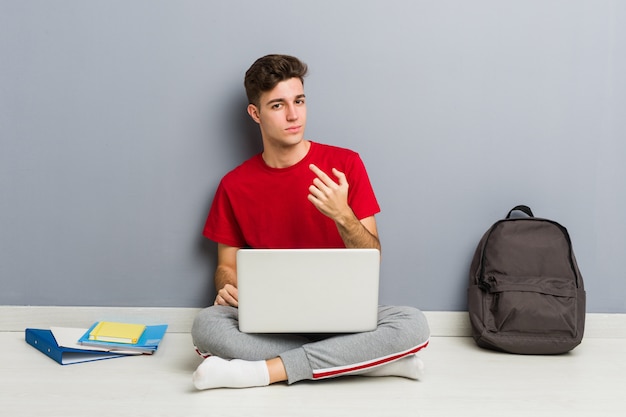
[{"x1": 468, "y1": 205, "x2": 586, "y2": 354}]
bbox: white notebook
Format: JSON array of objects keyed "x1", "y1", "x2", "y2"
[{"x1": 237, "y1": 248, "x2": 380, "y2": 333}]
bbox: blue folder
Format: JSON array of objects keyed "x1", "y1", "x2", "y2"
[{"x1": 25, "y1": 328, "x2": 126, "y2": 365}]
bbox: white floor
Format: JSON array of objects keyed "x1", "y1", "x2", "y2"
[{"x1": 1, "y1": 331, "x2": 624, "y2": 416}]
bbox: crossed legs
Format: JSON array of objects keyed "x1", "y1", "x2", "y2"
[{"x1": 191, "y1": 305, "x2": 430, "y2": 389}]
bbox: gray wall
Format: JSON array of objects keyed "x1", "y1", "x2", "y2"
[{"x1": 1, "y1": 1, "x2": 624, "y2": 312}]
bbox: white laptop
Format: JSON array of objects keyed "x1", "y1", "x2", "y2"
[{"x1": 237, "y1": 248, "x2": 380, "y2": 333}]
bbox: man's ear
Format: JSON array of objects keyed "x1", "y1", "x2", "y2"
[{"x1": 247, "y1": 104, "x2": 261, "y2": 124}]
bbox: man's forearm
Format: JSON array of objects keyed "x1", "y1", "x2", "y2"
[
  {"x1": 214, "y1": 264, "x2": 237, "y2": 292},
  {"x1": 335, "y1": 212, "x2": 381, "y2": 250}
]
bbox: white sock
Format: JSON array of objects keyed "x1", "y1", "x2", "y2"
[
  {"x1": 360, "y1": 355, "x2": 425, "y2": 380},
  {"x1": 192, "y1": 356, "x2": 270, "y2": 390}
]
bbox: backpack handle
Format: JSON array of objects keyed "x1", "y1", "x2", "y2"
[{"x1": 506, "y1": 205, "x2": 534, "y2": 219}]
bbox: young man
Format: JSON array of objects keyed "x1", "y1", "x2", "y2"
[{"x1": 191, "y1": 54, "x2": 430, "y2": 389}]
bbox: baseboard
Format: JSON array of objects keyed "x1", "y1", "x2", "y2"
[{"x1": 1, "y1": 306, "x2": 624, "y2": 338}]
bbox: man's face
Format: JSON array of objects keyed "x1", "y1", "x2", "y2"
[{"x1": 247, "y1": 77, "x2": 307, "y2": 149}]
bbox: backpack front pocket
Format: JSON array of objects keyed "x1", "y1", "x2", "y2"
[{"x1": 482, "y1": 275, "x2": 578, "y2": 337}]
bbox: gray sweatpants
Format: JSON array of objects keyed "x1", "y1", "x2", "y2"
[{"x1": 191, "y1": 305, "x2": 430, "y2": 384}]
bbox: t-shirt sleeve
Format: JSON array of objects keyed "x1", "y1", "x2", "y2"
[
  {"x1": 202, "y1": 179, "x2": 246, "y2": 247},
  {"x1": 346, "y1": 153, "x2": 381, "y2": 220}
]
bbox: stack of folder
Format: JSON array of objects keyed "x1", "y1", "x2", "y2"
[
  {"x1": 78, "y1": 321, "x2": 168, "y2": 354},
  {"x1": 25, "y1": 321, "x2": 168, "y2": 365}
]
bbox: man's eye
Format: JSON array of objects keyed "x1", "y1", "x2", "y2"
[{"x1": 272, "y1": 103, "x2": 283, "y2": 109}]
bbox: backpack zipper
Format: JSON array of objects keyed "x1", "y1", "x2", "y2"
[{"x1": 478, "y1": 276, "x2": 496, "y2": 292}]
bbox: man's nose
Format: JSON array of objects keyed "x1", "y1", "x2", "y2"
[{"x1": 286, "y1": 104, "x2": 298, "y2": 120}]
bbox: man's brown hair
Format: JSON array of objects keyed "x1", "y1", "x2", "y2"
[{"x1": 244, "y1": 54, "x2": 308, "y2": 107}]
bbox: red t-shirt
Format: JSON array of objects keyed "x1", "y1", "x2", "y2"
[{"x1": 203, "y1": 141, "x2": 380, "y2": 248}]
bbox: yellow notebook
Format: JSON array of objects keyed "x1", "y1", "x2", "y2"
[{"x1": 88, "y1": 322, "x2": 146, "y2": 344}]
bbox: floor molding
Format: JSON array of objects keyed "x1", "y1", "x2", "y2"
[{"x1": 1, "y1": 306, "x2": 624, "y2": 338}]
